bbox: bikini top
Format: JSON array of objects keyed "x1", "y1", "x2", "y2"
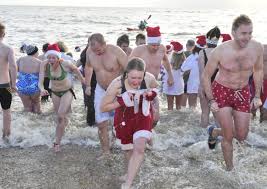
[
  {"x1": 47, "y1": 63, "x2": 67, "y2": 81},
  {"x1": 121, "y1": 73, "x2": 147, "y2": 94}
]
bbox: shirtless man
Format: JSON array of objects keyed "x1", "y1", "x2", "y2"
[
  {"x1": 260, "y1": 45, "x2": 267, "y2": 122},
  {"x1": 85, "y1": 33, "x2": 127, "y2": 155},
  {"x1": 117, "y1": 34, "x2": 132, "y2": 56},
  {"x1": 129, "y1": 26, "x2": 174, "y2": 126},
  {"x1": 202, "y1": 15, "x2": 263, "y2": 171},
  {"x1": 0, "y1": 22, "x2": 17, "y2": 139}
]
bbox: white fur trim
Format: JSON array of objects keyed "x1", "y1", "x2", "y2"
[
  {"x1": 133, "y1": 130, "x2": 152, "y2": 141},
  {"x1": 142, "y1": 99, "x2": 150, "y2": 116},
  {"x1": 147, "y1": 36, "x2": 161, "y2": 44},
  {"x1": 45, "y1": 50, "x2": 61, "y2": 58},
  {"x1": 263, "y1": 99, "x2": 267, "y2": 109},
  {"x1": 195, "y1": 43, "x2": 205, "y2": 49},
  {"x1": 206, "y1": 38, "x2": 219, "y2": 45},
  {"x1": 121, "y1": 143, "x2": 133, "y2": 150},
  {"x1": 173, "y1": 49, "x2": 184, "y2": 54},
  {"x1": 122, "y1": 92, "x2": 134, "y2": 107}
]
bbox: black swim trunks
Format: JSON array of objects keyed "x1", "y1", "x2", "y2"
[{"x1": 0, "y1": 83, "x2": 12, "y2": 110}]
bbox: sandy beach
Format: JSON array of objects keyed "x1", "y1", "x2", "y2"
[{"x1": 0, "y1": 83, "x2": 267, "y2": 189}]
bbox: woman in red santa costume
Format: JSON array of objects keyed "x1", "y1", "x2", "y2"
[{"x1": 100, "y1": 57, "x2": 158, "y2": 189}]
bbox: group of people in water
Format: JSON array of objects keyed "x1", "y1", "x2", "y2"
[{"x1": 0, "y1": 14, "x2": 267, "y2": 189}]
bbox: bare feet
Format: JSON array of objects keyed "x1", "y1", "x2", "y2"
[
  {"x1": 53, "y1": 143, "x2": 60, "y2": 153},
  {"x1": 119, "y1": 174, "x2": 127, "y2": 182},
  {"x1": 121, "y1": 183, "x2": 131, "y2": 189}
]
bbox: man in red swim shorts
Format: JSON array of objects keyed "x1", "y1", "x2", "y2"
[{"x1": 202, "y1": 15, "x2": 263, "y2": 171}]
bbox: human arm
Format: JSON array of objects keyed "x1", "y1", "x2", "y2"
[
  {"x1": 100, "y1": 79, "x2": 121, "y2": 112},
  {"x1": 116, "y1": 46, "x2": 128, "y2": 71},
  {"x1": 38, "y1": 60, "x2": 49, "y2": 96},
  {"x1": 67, "y1": 61, "x2": 85, "y2": 84},
  {"x1": 198, "y1": 50, "x2": 205, "y2": 98},
  {"x1": 162, "y1": 52, "x2": 174, "y2": 86},
  {"x1": 202, "y1": 49, "x2": 220, "y2": 112},
  {"x1": 84, "y1": 50, "x2": 93, "y2": 96},
  {"x1": 252, "y1": 44, "x2": 264, "y2": 108},
  {"x1": 8, "y1": 48, "x2": 17, "y2": 91}
]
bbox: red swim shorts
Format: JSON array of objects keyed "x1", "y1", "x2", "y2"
[{"x1": 212, "y1": 81, "x2": 251, "y2": 113}]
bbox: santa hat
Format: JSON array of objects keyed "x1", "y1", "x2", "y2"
[
  {"x1": 195, "y1": 35, "x2": 206, "y2": 48},
  {"x1": 45, "y1": 44, "x2": 61, "y2": 58},
  {"x1": 146, "y1": 26, "x2": 161, "y2": 44},
  {"x1": 221, "y1": 34, "x2": 232, "y2": 42},
  {"x1": 170, "y1": 41, "x2": 183, "y2": 54},
  {"x1": 165, "y1": 44, "x2": 173, "y2": 54}
]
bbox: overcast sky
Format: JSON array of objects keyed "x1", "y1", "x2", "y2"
[{"x1": 0, "y1": 0, "x2": 266, "y2": 9}]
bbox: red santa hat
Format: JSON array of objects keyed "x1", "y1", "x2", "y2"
[
  {"x1": 165, "y1": 44, "x2": 174, "y2": 54},
  {"x1": 221, "y1": 34, "x2": 232, "y2": 42},
  {"x1": 146, "y1": 26, "x2": 161, "y2": 44},
  {"x1": 45, "y1": 44, "x2": 61, "y2": 58},
  {"x1": 170, "y1": 41, "x2": 183, "y2": 54},
  {"x1": 195, "y1": 35, "x2": 206, "y2": 48}
]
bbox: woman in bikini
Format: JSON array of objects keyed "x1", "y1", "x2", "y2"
[
  {"x1": 100, "y1": 57, "x2": 158, "y2": 189},
  {"x1": 38, "y1": 44, "x2": 85, "y2": 152}
]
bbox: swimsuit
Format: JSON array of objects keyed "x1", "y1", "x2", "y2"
[
  {"x1": 0, "y1": 83, "x2": 12, "y2": 110},
  {"x1": 17, "y1": 72, "x2": 40, "y2": 95},
  {"x1": 212, "y1": 81, "x2": 250, "y2": 113}
]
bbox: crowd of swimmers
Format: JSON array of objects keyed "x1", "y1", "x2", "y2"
[{"x1": 0, "y1": 13, "x2": 267, "y2": 189}]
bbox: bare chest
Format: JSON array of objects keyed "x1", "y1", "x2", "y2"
[
  {"x1": 220, "y1": 52, "x2": 255, "y2": 72},
  {"x1": 91, "y1": 53, "x2": 119, "y2": 72}
]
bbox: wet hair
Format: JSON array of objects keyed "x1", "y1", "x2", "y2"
[
  {"x1": 89, "y1": 33, "x2": 105, "y2": 45},
  {"x1": 42, "y1": 43, "x2": 50, "y2": 53},
  {"x1": 206, "y1": 26, "x2": 221, "y2": 48},
  {"x1": 117, "y1": 34, "x2": 130, "y2": 46},
  {"x1": 0, "y1": 22, "x2": 5, "y2": 37},
  {"x1": 135, "y1": 33, "x2": 146, "y2": 42},
  {"x1": 122, "y1": 57, "x2": 146, "y2": 80},
  {"x1": 171, "y1": 52, "x2": 186, "y2": 70},
  {"x1": 80, "y1": 46, "x2": 88, "y2": 68},
  {"x1": 192, "y1": 46, "x2": 202, "y2": 55},
  {"x1": 232, "y1": 14, "x2": 252, "y2": 31},
  {"x1": 206, "y1": 26, "x2": 221, "y2": 40},
  {"x1": 186, "y1": 39, "x2": 195, "y2": 48},
  {"x1": 57, "y1": 41, "x2": 69, "y2": 52}
]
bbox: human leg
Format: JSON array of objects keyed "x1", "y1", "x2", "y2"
[
  {"x1": 200, "y1": 94, "x2": 210, "y2": 128},
  {"x1": 31, "y1": 93, "x2": 41, "y2": 114},
  {"x1": 19, "y1": 94, "x2": 33, "y2": 112},
  {"x1": 166, "y1": 95, "x2": 174, "y2": 110},
  {"x1": 123, "y1": 137, "x2": 147, "y2": 188},
  {"x1": 175, "y1": 94, "x2": 183, "y2": 110},
  {"x1": 188, "y1": 93, "x2": 197, "y2": 108}
]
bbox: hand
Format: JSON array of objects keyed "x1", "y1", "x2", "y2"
[
  {"x1": 143, "y1": 90, "x2": 157, "y2": 101},
  {"x1": 85, "y1": 86, "x2": 91, "y2": 96},
  {"x1": 251, "y1": 97, "x2": 262, "y2": 110},
  {"x1": 167, "y1": 75, "x2": 174, "y2": 86},
  {"x1": 10, "y1": 86, "x2": 17, "y2": 93},
  {"x1": 209, "y1": 100, "x2": 219, "y2": 112},
  {"x1": 40, "y1": 89, "x2": 49, "y2": 96}
]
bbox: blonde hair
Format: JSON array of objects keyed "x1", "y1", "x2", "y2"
[
  {"x1": 56, "y1": 41, "x2": 69, "y2": 52},
  {"x1": 171, "y1": 52, "x2": 186, "y2": 70}
]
